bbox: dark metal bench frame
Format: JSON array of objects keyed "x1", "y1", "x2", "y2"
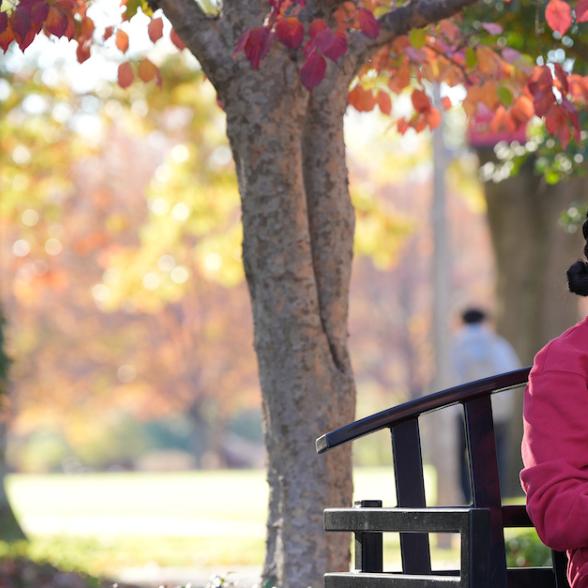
[{"x1": 316, "y1": 368, "x2": 570, "y2": 588}]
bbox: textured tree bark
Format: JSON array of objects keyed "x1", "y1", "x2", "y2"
[
  {"x1": 476, "y1": 148, "x2": 582, "y2": 496},
  {"x1": 220, "y1": 57, "x2": 356, "y2": 587}
]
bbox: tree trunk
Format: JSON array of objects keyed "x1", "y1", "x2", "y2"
[
  {"x1": 0, "y1": 309, "x2": 26, "y2": 541},
  {"x1": 0, "y1": 422, "x2": 25, "y2": 541},
  {"x1": 222, "y1": 57, "x2": 356, "y2": 588},
  {"x1": 477, "y1": 148, "x2": 582, "y2": 496}
]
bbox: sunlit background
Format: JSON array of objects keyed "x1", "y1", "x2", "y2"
[{"x1": 1, "y1": 4, "x2": 580, "y2": 585}]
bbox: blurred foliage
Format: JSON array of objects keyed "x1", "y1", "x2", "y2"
[
  {"x1": 479, "y1": 121, "x2": 588, "y2": 186},
  {"x1": 505, "y1": 530, "x2": 551, "y2": 568},
  {"x1": 560, "y1": 202, "x2": 588, "y2": 230},
  {"x1": 463, "y1": 0, "x2": 588, "y2": 183}
]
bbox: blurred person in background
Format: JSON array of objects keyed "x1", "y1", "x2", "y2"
[{"x1": 451, "y1": 307, "x2": 520, "y2": 502}]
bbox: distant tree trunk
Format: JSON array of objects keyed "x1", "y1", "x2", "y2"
[
  {"x1": 0, "y1": 422, "x2": 25, "y2": 541},
  {"x1": 0, "y1": 308, "x2": 26, "y2": 541},
  {"x1": 476, "y1": 148, "x2": 582, "y2": 496}
]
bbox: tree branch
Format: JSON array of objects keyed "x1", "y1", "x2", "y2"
[
  {"x1": 349, "y1": 0, "x2": 480, "y2": 60},
  {"x1": 159, "y1": 0, "x2": 230, "y2": 83}
]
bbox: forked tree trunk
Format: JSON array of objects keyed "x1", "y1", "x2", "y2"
[
  {"x1": 476, "y1": 148, "x2": 582, "y2": 496},
  {"x1": 158, "y1": 1, "x2": 481, "y2": 584},
  {"x1": 222, "y1": 55, "x2": 357, "y2": 588}
]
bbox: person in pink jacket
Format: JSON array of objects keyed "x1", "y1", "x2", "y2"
[{"x1": 521, "y1": 213, "x2": 588, "y2": 588}]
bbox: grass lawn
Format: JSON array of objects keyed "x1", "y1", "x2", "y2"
[{"x1": 2, "y1": 467, "x2": 464, "y2": 577}]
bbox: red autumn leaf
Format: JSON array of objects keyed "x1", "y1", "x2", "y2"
[
  {"x1": 138, "y1": 58, "x2": 159, "y2": 83},
  {"x1": 397, "y1": 117, "x2": 410, "y2": 135},
  {"x1": 545, "y1": 0, "x2": 572, "y2": 35},
  {"x1": 300, "y1": 50, "x2": 326, "y2": 90},
  {"x1": 76, "y1": 42, "x2": 91, "y2": 63},
  {"x1": 103, "y1": 25, "x2": 113, "y2": 41},
  {"x1": 314, "y1": 28, "x2": 347, "y2": 61},
  {"x1": 235, "y1": 26, "x2": 271, "y2": 70},
  {"x1": 411, "y1": 89, "x2": 431, "y2": 113},
  {"x1": 533, "y1": 90, "x2": 556, "y2": 117},
  {"x1": 348, "y1": 85, "x2": 376, "y2": 112},
  {"x1": 44, "y1": 6, "x2": 68, "y2": 37},
  {"x1": 441, "y1": 96, "x2": 452, "y2": 111},
  {"x1": 0, "y1": 13, "x2": 6, "y2": 34},
  {"x1": 357, "y1": 8, "x2": 379, "y2": 39},
  {"x1": 117, "y1": 61, "x2": 134, "y2": 88},
  {"x1": 309, "y1": 18, "x2": 327, "y2": 38},
  {"x1": 115, "y1": 29, "x2": 129, "y2": 53},
  {"x1": 170, "y1": 28, "x2": 186, "y2": 50},
  {"x1": 0, "y1": 25, "x2": 13, "y2": 52},
  {"x1": 577, "y1": 0, "x2": 588, "y2": 22},
  {"x1": 553, "y1": 62, "x2": 569, "y2": 93},
  {"x1": 31, "y1": 0, "x2": 49, "y2": 31},
  {"x1": 275, "y1": 17, "x2": 303, "y2": 49},
  {"x1": 377, "y1": 90, "x2": 392, "y2": 115},
  {"x1": 148, "y1": 17, "x2": 163, "y2": 43},
  {"x1": 11, "y1": 7, "x2": 32, "y2": 49}
]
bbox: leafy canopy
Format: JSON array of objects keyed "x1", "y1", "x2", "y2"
[{"x1": 2, "y1": 0, "x2": 588, "y2": 153}]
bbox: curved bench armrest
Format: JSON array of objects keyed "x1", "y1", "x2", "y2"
[{"x1": 316, "y1": 368, "x2": 530, "y2": 454}]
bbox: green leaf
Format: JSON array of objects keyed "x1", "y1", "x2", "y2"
[
  {"x1": 124, "y1": 0, "x2": 153, "y2": 20},
  {"x1": 409, "y1": 28, "x2": 426, "y2": 49},
  {"x1": 465, "y1": 47, "x2": 477, "y2": 68},
  {"x1": 497, "y1": 85, "x2": 513, "y2": 106}
]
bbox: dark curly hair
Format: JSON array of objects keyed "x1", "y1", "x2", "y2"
[{"x1": 567, "y1": 211, "x2": 588, "y2": 296}]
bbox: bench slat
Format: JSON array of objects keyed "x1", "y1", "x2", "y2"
[
  {"x1": 325, "y1": 507, "x2": 482, "y2": 533},
  {"x1": 325, "y1": 572, "x2": 462, "y2": 587},
  {"x1": 392, "y1": 420, "x2": 431, "y2": 574},
  {"x1": 464, "y1": 396, "x2": 507, "y2": 588}
]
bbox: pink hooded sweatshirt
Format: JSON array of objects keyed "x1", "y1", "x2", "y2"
[{"x1": 521, "y1": 315, "x2": 588, "y2": 588}]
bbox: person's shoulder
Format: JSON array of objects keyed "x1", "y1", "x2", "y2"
[{"x1": 533, "y1": 316, "x2": 588, "y2": 377}]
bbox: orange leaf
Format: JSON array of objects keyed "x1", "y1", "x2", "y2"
[
  {"x1": 170, "y1": 28, "x2": 185, "y2": 50},
  {"x1": 427, "y1": 108, "x2": 441, "y2": 130},
  {"x1": 76, "y1": 42, "x2": 91, "y2": 63},
  {"x1": 388, "y1": 61, "x2": 410, "y2": 93},
  {"x1": 348, "y1": 85, "x2": 376, "y2": 112},
  {"x1": 148, "y1": 17, "x2": 163, "y2": 43},
  {"x1": 475, "y1": 46, "x2": 499, "y2": 76},
  {"x1": 103, "y1": 25, "x2": 114, "y2": 41},
  {"x1": 115, "y1": 29, "x2": 129, "y2": 53},
  {"x1": 138, "y1": 58, "x2": 159, "y2": 83},
  {"x1": 117, "y1": 62, "x2": 134, "y2": 88},
  {"x1": 397, "y1": 117, "x2": 410, "y2": 135},
  {"x1": 510, "y1": 95, "x2": 534, "y2": 124},
  {"x1": 411, "y1": 89, "x2": 430, "y2": 114},
  {"x1": 545, "y1": 0, "x2": 572, "y2": 35},
  {"x1": 441, "y1": 96, "x2": 452, "y2": 111},
  {"x1": 377, "y1": 91, "x2": 392, "y2": 115}
]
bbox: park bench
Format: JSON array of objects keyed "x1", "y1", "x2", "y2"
[{"x1": 316, "y1": 368, "x2": 570, "y2": 588}]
